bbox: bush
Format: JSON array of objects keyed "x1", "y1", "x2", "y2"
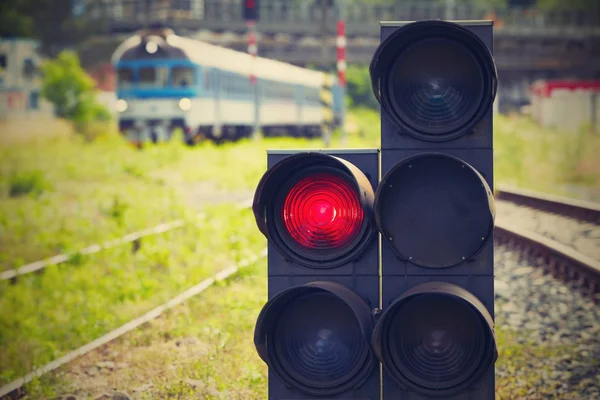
[
  {"x1": 345, "y1": 65, "x2": 379, "y2": 110},
  {"x1": 40, "y1": 51, "x2": 111, "y2": 138},
  {"x1": 8, "y1": 170, "x2": 52, "y2": 197}
]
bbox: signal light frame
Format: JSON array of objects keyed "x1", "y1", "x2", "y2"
[
  {"x1": 254, "y1": 281, "x2": 377, "y2": 396},
  {"x1": 253, "y1": 152, "x2": 375, "y2": 269},
  {"x1": 369, "y1": 19, "x2": 498, "y2": 142},
  {"x1": 372, "y1": 281, "x2": 497, "y2": 398}
]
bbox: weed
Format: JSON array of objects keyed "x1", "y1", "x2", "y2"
[
  {"x1": 105, "y1": 195, "x2": 129, "y2": 226},
  {"x1": 8, "y1": 170, "x2": 52, "y2": 197}
]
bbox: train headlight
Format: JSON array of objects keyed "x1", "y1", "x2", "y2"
[
  {"x1": 145, "y1": 41, "x2": 158, "y2": 54},
  {"x1": 179, "y1": 98, "x2": 192, "y2": 111},
  {"x1": 116, "y1": 99, "x2": 128, "y2": 113}
]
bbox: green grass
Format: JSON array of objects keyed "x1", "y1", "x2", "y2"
[
  {"x1": 494, "y1": 113, "x2": 600, "y2": 197},
  {"x1": 0, "y1": 134, "x2": 190, "y2": 270},
  {"x1": 7, "y1": 170, "x2": 53, "y2": 198},
  {"x1": 0, "y1": 129, "x2": 371, "y2": 272},
  {"x1": 495, "y1": 328, "x2": 589, "y2": 400},
  {"x1": 0, "y1": 204, "x2": 265, "y2": 386}
]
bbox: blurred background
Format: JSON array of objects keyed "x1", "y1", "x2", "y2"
[{"x1": 0, "y1": 0, "x2": 599, "y2": 399}]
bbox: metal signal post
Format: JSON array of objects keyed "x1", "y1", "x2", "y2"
[{"x1": 336, "y1": 13, "x2": 347, "y2": 145}]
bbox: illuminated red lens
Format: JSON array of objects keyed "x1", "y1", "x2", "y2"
[{"x1": 283, "y1": 173, "x2": 364, "y2": 250}]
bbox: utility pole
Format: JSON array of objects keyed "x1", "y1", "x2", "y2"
[
  {"x1": 320, "y1": 0, "x2": 330, "y2": 67},
  {"x1": 319, "y1": 0, "x2": 333, "y2": 147},
  {"x1": 446, "y1": 0, "x2": 456, "y2": 20},
  {"x1": 244, "y1": 0, "x2": 260, "y2": 138},
  {"x1": 336, "y1": 0, "x2": 347, "y2": 145},
  {"x1": 247, "y1": 19, "x2": 260, "y2": 137}
]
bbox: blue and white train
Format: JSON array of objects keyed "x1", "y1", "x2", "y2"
[{"x1": 111, "y1": 28, "x2": 343, "y2": 145}]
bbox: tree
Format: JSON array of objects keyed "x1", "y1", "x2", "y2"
[
  {"x1": 40, "y1": 51, "x2": 111, "y2": 127},
  {"x1": 0, "y1": 0, "x2": 35, "y2": 38},
  {"x1": 535, "y1": 0, "x2": 599, "y2": 10},
  {"x1": 0, "y1": 0, "x2": 92, "y2": 56}
]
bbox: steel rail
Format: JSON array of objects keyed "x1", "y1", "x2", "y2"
[
  {"x1": 0, "y1": 199, "x2": 253, "y2": 283},
  {"x1": 495, "y1": 186, "x2": 600, "y2": 295},
  {"x1": 496, "y1": 185, "x2": 600, "y2": 224}
]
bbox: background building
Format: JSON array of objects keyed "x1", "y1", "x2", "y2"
[
  {"x1": 0, "y1": 38, "x2": 54, "y2": 119},
  {"x1": 531, "y1": 80, "x2": 600, "y2": 133}
]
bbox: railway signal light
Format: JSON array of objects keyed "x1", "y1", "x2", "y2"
[
  {"x1": 252, "y1": 150, "x2": 380, "y2": 398},
  {"x1": 370, "y1": 20, "x2": 498, "y2": 398},
  {"x1": 243, "y1": 0, "x2": 259, "y2": 21},
  {"x1": 253, "y1": 18, "x2": 499, "y2": 400}
]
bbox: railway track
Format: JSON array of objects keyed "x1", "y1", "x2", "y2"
[
  {"x1": 0, "y1": 199, "x2": 254, "y2": 283},
  {"x1": 1, "y1": 186, "x2": 598, "y2": 398},
  {"x1": 495, "y1": 185, "x2": 600, "y2": 296},
  {"x1": 0, "y1": 249, "x2": 268, "y2": 399},
  {"x1": 0, "y1": 200, "x2": 258, "y2": 399}
]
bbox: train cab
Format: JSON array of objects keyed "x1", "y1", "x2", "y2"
[{"x1": 112, "y1": 28, "x2": 199, "y2": 145}]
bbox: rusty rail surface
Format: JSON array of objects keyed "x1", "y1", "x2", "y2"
[{"x1": 497, "y1": 185, "x2": 600, "y2": 224}]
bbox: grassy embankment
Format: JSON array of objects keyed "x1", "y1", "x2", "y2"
[{"x1": 2, "y1": 110, "x2": 598, "y2": 398}]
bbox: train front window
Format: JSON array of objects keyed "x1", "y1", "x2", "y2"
[
  {"x1": 172, "y1": 67, "x2": 195, "y2": 87},
  {"x1": 139, "y1": 66, "x2": 168, "y2": 88},
  {"x1": 118, "y1": 68, "x2": 133, "y2": 88}
]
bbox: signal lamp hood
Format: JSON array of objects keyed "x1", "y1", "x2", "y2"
[{"x1": 369, "y1": 20, "x2": 498, "y2": 141}]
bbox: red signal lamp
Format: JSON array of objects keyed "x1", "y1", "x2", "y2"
[
  {"x1": 283, "y1": 173, "x2": 364, "y2": 250},
  {"x1": 253, "y1": 152, "x2": 375, "y2": 268}
]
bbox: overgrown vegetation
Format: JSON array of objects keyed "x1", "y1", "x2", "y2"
[
  {"x1": 7, "y1": 170, "x2": 52, "y2": 198},
  {"x1": 494, "y1": 113, "x2": 600, "y2": 196},
  {"x1": 0, "y1": 126, "x2": 373, "y2": 271},
  {"x1": 0, "y1": 205, "x2": 265, "y2": 385},
  {"x1": 2, "y1": 108, "x2": 597, "y2": 272}
]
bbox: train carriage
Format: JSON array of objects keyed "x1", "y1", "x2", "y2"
[{"x1": 112, "y1": 28, "x2": 337, "y2": 145}]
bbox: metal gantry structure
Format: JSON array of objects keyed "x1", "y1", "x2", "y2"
[{"x1": 84, "y1": 0, "x2": 600, "y2": 37}]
